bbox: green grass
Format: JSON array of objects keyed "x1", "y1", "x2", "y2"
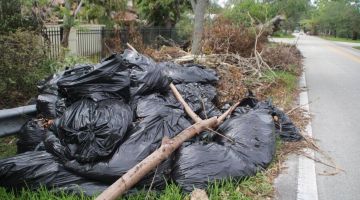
[
  {"x1": 271, "y1": 31, "x2": 295, "y2": 38},
  {"x1": 0, "y1": 173, "x2": 273, "y2": 200},
  {"x1": 320, "y1": 36, "x2": 360, "y2": 43},
  {"x1": 0, "y1": 136, "x2": 17, "y2": 159},
  {"x1": 0, "y1": 138, "x2": 279, "y2": 200},
  {"x1": 353, "y1": 46, "x2": 360, "y2": 50}
]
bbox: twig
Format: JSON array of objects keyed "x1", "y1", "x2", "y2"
[
  {"x1": 145, "y1": 165, "x2": 158, "y2": 200},
  {"x1": 217, "y1": 102, "x2": 240, "y2": 125},
  {"x1": 169, "y1": 83, "x2": 202, "y2": 123},
  {"x1": 127, "y1": 43, "x2": 138, "y2": 53},
  {"x1": 286, "y1": 101, "x2": 312, "y2": 115},
  {"x1": 200, "y1": 97, "x2": 208, "y2": 119}
]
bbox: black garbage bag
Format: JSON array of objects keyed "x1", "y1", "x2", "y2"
[
  {"x1": 217, "y1": 110, "x2": 276, "y2": 167},
  {"x1": 58, "y1": 98, "x2": 133, "y2": 163},
  {"x1": 158, "y1": 62, "x2": 219, "y2": 84},
  {"x1": 129, "y1": 61, "x2": 170, "y2": 96},
  {"x1": 122, "y1": 49, "x2": 218, "y2": 84},
  {"x1": 57, "y1": 54, "x2": 131, "y2": 103},
  {"x1": 168, "y1": 83, "x2": 220, "y2": 118},
  {"x1": 122, "y1": 49, "x2": 156, "y2": 69},
  {"x1": 44, "y1": 130, "x2": 68, "y2": 162},
  {"x1": 36, "y1": 94, "x2": 66, "y2": 118},
  {"x1": 232, "y1": 93, "x2": 302, "y2": 142},
  {"x1": 272, "y1": 106, "x2": 302, "y2": 141},
  {"x1": 17, "y1": 119, "x2": 45, "y2": 153},
  {"x1": 133, "y1": 93, "x2": 175, "y2": 118},
  {"x1": 0, "y1": 151, "x2": 108, "y2": 194},
  {"x1": 172, "y1": 110, "x2": 276, "y2": 192},
  {"x1": 37, "y1": 72, "x2": 67, "y2": 118},
  {"x1": 172, "y1": 143, "x2": 255, "y2": 192},
  {"x1": 65, "y1": 106, "x2": 191, "y2": 189}
]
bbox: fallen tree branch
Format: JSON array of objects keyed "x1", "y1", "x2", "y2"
[{"x1": 95, "y1": 117, "x2": 218, "y2": 200}]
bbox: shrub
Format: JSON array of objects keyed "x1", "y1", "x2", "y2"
[{"x1": 0, "y1": 30, "x2": 54, "y2": 108}]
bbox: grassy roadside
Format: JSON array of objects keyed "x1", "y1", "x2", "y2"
[
  {"x1": 271, "y1": 34, "x2": 295, "y2": 39},
  {"x1": 353, "y1": 46, "x2": 360, "y2": 50},
  {"x1": 320, "y1": 36, "x2": 360, "y2": 43},
  {"x1": 0, "y1": 44, "x2": 303, "y2": 200}
]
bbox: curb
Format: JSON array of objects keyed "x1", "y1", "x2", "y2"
[{"x1": 296, "y1": 72, "x2": 318, "y2": 200}]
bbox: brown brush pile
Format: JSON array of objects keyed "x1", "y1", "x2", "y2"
[
  {"x1": 262, "y1": 43, "x2": 303, "y2": 75},
  {"x1": 143, "y1": 46, "x2": 188, "y2": 62},
  {"x1": 202, "y1": 17, "x2": 268, "y2": 57}
]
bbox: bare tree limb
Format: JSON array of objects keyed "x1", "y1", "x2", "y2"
[{"x1": 95, "y1": 117, "x2": 218, "y2": 200}]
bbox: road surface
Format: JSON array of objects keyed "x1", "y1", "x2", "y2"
[{"x1": 274, "y1": 35, "x2": 360, "y2": 200}]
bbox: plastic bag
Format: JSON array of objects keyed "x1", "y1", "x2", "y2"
[
  {"x1": 58, "y1": 98, "x2": 133, "y2": 163},
  {"x1": 235, "y1": 96, "x2": 303, "y2": 141},
  {"x1": 57, "y1": 55, "x2": 131, "y2": 103},
  {"x1": 65, "y1": 106, "x2": 191, "y2": 189},
  {"x1": 36, "y1": 94, "x2": 66, "y2": 118},
  {"x1": 132, "y1": 93, "x2": 175, "y2": 118},
  {"x1": 170, "y1": 83, "x2": 220, "y2": 118},
  {"x1": 172, "y1": 110, "x2": 275, "y2": 192},
  {"x1": 36, "y1": 73, "x2": 66, "y2": 118},
  {"x1": 17, "y1": 119, "x2": 45, "y2": 153},
  {"x1": 122, "y1": 49, "x2": 218, "y2": 85},
  {"x1": 158, "y1": 62, "x2": 219, "y2": 84},
  {"x1": 0, "y1": 151, "x2": 107, "y2": 193},
  {"x1": 129, "y1": 61, "x2": 170, "y2": 96}
]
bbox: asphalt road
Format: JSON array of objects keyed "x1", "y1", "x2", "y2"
[{"x1": 274, "y1": 35, "x2": 360, "y2": 199}]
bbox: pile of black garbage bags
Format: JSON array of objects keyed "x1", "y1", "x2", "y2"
[{"x1": 0, "y1": 50, "x2": 302, "y2": 196}]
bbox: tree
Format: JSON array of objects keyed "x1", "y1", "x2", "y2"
[
  {"x1": 60, "y1": 0, "x2": 83, "y2": 47},
  {"x1": 190, "y1": 0, "x2": 209, "y2": 55},
  {"x1": 308, "y1": 0, "x2": 360, "y2": 39},
  {"x1": 136, "y1": 0, "x2": 190, "y2": 28},
  {"x1": 0, "y1": 0, "x2": 42, "y2": 33}
]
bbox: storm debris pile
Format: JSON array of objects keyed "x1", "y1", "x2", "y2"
[{"x1": 0, "y1": 49, "x2": 302, "y2": 195}]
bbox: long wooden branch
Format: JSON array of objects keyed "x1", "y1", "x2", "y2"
[{"x1": 95, "y1": 117, "x2": 218, "y2": 200}]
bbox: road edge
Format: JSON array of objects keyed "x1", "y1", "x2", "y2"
[{"x1": 296, "y1": 72, "x2": 318, "y2": 200}]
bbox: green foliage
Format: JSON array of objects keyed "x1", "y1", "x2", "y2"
[
  {"x1": 269, "y1": 0, "x2": 310, "y2": 30},
  {"x1": 272, "y1": 30, "x2": 295, "y2": 38},
  {"x1": 136, "y1": 0, "x2": 190, "y2": 27},
  {"x1": 0, "y1": 30, "x2": 54, "y2": 108},
  {"x1": 224, "y1": 0, "x2": 272, "y2": 25},
  {"x1": 78, "y1": 0, "x2": 127, "y2": 26},
  {"x1": 224, "y1": 0, "x2": 310, "y2": 30},
  {"x1": 321, "y1": 36, "x2": 360, "y2": 43},
  {"x1": 175, "y1": 12, "x2": 193, "y2": 40},
  {"x1": 0, "y1": 0, "x2": 40, "y2": 33},
  {"x1": 303, "y1": 0, "x2": 360, "y2": 39}
]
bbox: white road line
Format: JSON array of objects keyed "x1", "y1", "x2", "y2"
[{"x1": 297, "y1": 72, "x2": 318, "y2": 200}]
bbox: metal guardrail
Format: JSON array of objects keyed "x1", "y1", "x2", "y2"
[{"x1": 0, "y1": 105, "x2": 37, "y2": 137}]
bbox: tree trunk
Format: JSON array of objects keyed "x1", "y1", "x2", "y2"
[
  {"x1": 191, "y1": 0, "x2": 209, "y2": 55},
  {"x1": 61, "y1": 27, "x2": 71, "y2": 48},
  {"x1": 352, "y1": 31, "x2": 358, "y2": 40},
  {"x1": 60, "y1": 0, "x2": 83, "y2": 48}
]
